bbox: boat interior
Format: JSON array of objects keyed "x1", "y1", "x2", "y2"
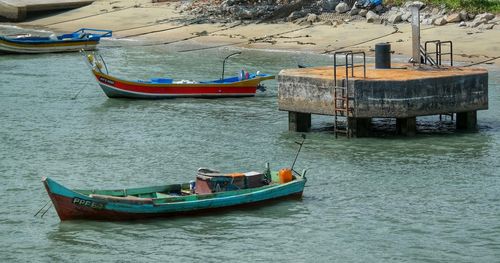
[
  {"x1": 134, "y1": 73, "x2": 274, "y2": 85},
  {"x1": 72, "y1": 169, "x2": 296, "y2": 204}
]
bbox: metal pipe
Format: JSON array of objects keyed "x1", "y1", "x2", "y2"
[{"x1": 221, "y1": 51, "x2": 241, "y2": 81}]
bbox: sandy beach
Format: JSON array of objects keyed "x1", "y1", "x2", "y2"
[{"x1": 5, "y1": 0, "x2": 500, "y2": 64}]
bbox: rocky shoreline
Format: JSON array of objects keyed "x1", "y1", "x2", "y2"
[{"x1": 179, "y1": 0, "x2": 498, "y2": 30}]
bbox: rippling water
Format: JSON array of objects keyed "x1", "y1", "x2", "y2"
[{"x1": 1, "y1": 26, "x2": 499, "y2": 262}]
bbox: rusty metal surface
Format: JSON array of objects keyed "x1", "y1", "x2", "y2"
[{"x1": 279, "y1": 64, "x2": 488, "y2": 81}]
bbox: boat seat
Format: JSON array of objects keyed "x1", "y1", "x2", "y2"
[
  {"x1": 89, "y1": 194, "x2": 154, "y2": 204},
  {"x1": 155, "y1": 192, "x2": 174, "y2": 198}
]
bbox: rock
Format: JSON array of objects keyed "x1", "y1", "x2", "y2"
[
  {"x1": 321, "y1": 0, "x2": 341, "y2": 11},
  {"x1": 433, "y1": 17, "x2": 447, "y2": 26},
  {"x1": 349, "y1": 5, "x2": 359, "y2": 16},
  {"x1": 287, "y1": 11, "x2": 304, "y2": 22},
  {"x1": 459, "y1": 10, "x2": 468, "y2": 21},
  {"x1": 475, "y1": 13, "x2": 495, "y2": 22},
  {"x1": 359, "y1": 9, "x2": 368, "y2": 17},
  {"x1": 478, "y1": 23, "x2": 495, "y2": 30},
  {"x1": 375, "y1": 5, "x2": 385, "y2": 14},
  {"x1": 295, "y1": 17, "x2": 311, "y2": 26},
  {"x1": 445, "y1": 13, "x2": 461, "y2": 23},
  {"x1": 238, "y1": 8, "x2": 254, "y2": 19},
  {"x1": 431, "y1": 7, "x2": 440, "y2": 16},
  {"x1": 422, "y1": 18, "x2": 435, "y2": 25},
  {"x1": 468, "y1": 19, "x2": 486, "y2": 28},
  {"x1": 468, "y1": 13, "x2": 476, "y2": 20},
  {"x1": 459, "y1": 21, "x2": 466, "y2": 27},
  {"x1": 439, "y1": 8, "x2": 448, "y2": 16},
  {"x1": 388, "y1": 12, "x2": 403, "y2": 24},
  {"x1": 366, "y1": 11, "x2": 379, "y2": 23},
  {"x1": 404, "y1": 1, "x2": 425, "y2": 10},
  {"x1": 306, "y1": 13, "x2": 319, "y2": 23},
  {"x1": 335, "y1": 2, "x2": 350, "y2": 14},
  {"x1": 467, "y1": 13, "x2": 495, "y2": 28},
  {"x1": 401, "y1": 11, "x2": 412, "y2": 21}
]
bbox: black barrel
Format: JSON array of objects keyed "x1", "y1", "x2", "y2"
[{"x1": 375, "y1": 43, "x2": 391, "y2": 69}]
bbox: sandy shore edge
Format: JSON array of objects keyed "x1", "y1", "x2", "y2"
[{"x1": 2, "y1": 0, "x2": 499, "y2": 65}]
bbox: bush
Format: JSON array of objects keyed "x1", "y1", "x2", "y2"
[{"x1": 386, "y1": 0, "x2": 500, "y2": 13}]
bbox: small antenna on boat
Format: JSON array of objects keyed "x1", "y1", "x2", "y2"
[
  {"x1": 291, "y1": 134, "x2": 306, "y2": 175},
  {"x1": 221, "y1": 51, "x2": 241, "y2": 81}
]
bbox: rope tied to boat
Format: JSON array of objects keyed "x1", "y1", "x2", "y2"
[{"x1": 34, "y1": 200, "x2": 52, "y2": 218}]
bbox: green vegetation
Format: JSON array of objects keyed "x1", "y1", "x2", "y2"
[{"x1": 386, "y1": 0, "x2": 500, "y2": 13}]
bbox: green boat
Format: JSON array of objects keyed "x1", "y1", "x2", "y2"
[{"x1": 42, "y1": 165, "x2": 307, "y2": 221}]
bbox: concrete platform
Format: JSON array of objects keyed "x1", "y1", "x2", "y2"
[
  {"x1": 278, "y1": 64, "x2": 489, "y2": 136},
  {"x1": 0, "y1": 0, "x2": 94, "y2": 21}
]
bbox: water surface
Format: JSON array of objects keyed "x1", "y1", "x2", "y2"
[{"x1": 1, "y1": 27, "x2": 499, "y2": 262}]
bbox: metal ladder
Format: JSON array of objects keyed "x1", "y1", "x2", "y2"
[
  {"x1": 333, "y1": 51, "x2": 366, "y2": 138},
  {"x1": 421, "y1": 40, "x2": 454, "y2": 121},
  {"x1": 422, "y1": 40, "x2": 453, "y2": 67}
]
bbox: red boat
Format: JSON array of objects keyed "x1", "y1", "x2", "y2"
[{"x1": 83, "y1": 51, "x2": 274, "y2": 99}]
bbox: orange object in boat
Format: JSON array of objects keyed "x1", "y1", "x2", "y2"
[
  {"x1": 278, "y1": 168, "x2": 293, "y2": 184},
  {"x1": 227, "y1": 173, "x2": 245, "y2": 178}
]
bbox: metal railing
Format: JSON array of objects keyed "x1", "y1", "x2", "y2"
[
  {"x1": 423, "y1": 40, "x2": 453, "y2": 67},
  {"x1": 332, "y1": 51, "x2": 366, "y2": 138}
]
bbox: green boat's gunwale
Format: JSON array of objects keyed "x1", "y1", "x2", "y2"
[
  {"x1": 74, "y1": 183, "x2": 190, "y2": 197},
  {"x1": 70, "y1": 172, "x2": 303, "y2": 204}
]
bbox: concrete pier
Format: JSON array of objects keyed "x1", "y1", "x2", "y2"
[
  {"x1": 288, "y1": 112, "x2": 311, "y2": 132},
  {"x1": 0, "y1": 0, "x2": 94, "y2": 21},
  {"x1": 278, "y1": 64, "x2": 488, "y2": 137}
]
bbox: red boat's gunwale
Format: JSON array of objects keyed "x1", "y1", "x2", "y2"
[{"x1": 92, "y1": 70, "x2": 265, "y2": 96}]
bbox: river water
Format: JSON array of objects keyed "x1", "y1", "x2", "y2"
[{"x1": 1, "y1": 27, "x2": 499, "y2": 262}]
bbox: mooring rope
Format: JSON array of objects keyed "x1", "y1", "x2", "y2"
[
  {"x1": 176, "y1": 25, "x2": 313, "y2": 53},
  {"x1": 322, "y1": 27, "x2": 400, "y2": 54},
  {"x1": 40, "y1": 204, "x2": 52, "y2": 218},
  {"x1": 101, "y1": 21, "x2": 243, "y2": 48},
  {"x1": 34, "y1": 200, "x2": 51, "y2": 217},
  {"x1": 39, "y1": 6, "x2": 134, "y2": 27},
  {"x1": 463, "y1": 56, "x2": 499, "y2": 67},
  {"x1": 116, "y1": 22, "x2": 198, "y2": 39},
  {"x1": 135, "y1": 21, "x2": 245, "y2": 47}
]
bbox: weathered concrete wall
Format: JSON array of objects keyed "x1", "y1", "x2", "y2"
[
  {"x1": 353, "y1": 72, "x2": 489, "y2": 118},
  {"x1": 0, "y1": 2, "x2": 26, "y2": 21},
  {"x1": 277, "y1": 72, "x2": 341, "y2": 115},
  {"x1": 278, "y1": 66, "x2": 488, "y2": 119},
  {"x1": 0, "y1": 0, "x2": 94, "y2": 21}
]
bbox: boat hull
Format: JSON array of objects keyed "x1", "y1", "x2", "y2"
[
  {"x1": 93, "y1": 70, "x2": 271, "y2": 99},
  {"x1": 43, "y1": 177, "x2": 306, "y2": 221},
  {"x1": 0, "y1": 38, "x2": 99, "y2": 54}
]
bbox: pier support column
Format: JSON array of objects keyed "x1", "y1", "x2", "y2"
[
  {"x1": 348, "y1": 118, "x2": 372, "y2": 137},
  {"x1": 288, "y1": 112, "x2": 311, "y2": 132},
  {"x1": 396, "y1": 117, "x2": 416, "y2": 136},
  {"x1": 456, "y1": 111, "x2": 477, "y2": 131}
]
